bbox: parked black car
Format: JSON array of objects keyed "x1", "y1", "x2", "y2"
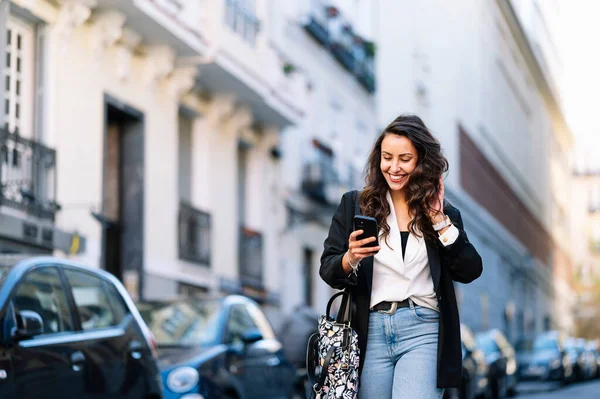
[
  {"x1": 277, "y1": 303, "x2": 319, "y2": 398},
  {"x1": 515, "y1": 331, "x2": 573, "y2": 384},
  {"x1": 445, "y1": 324, "x2": 490, "y2": 399},
  {"x1": 565, "y1": 337, "x2": 596, "y2": 381},
  {"x1": 138, "y1": 295, "x2": 296, "y2": 399},
  {"x1": 475, "y1": 329, "x2": 518, "y2": 398},
  {"x1": 0, "y1": 256, "x2": 163, "y2": 399}
]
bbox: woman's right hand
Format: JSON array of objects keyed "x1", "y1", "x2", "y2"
[{"x1": 343, "y1": 230, "x2": 381, "y2": 274}]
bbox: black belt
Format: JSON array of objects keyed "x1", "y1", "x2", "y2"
[{"x1": 371, "y1": 299, "x2": 410, "y2": 314}]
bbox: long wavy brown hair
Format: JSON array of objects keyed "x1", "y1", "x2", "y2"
[{"x1": 359, "y1": 114, "x2": 448, "y2": 244}]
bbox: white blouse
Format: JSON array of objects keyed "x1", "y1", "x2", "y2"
[{"x1": 370, "y1": 191, "x2": 459, "y2": 311}]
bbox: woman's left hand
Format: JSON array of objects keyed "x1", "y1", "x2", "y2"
[{"x1": 429, "y1": 177, "x2": 445, "y2": 223}]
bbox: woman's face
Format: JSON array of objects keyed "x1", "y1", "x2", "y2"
[{"x1": 380, "y1": 134, "x2": 419, "y2": 192}]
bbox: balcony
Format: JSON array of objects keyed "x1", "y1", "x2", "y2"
[
  {"x1": 301, "y1": 141, "x2": 342, "y2": 206},
  {"x1": 178, "y1": 202, "x2": 211, "y2": 265},
  {"x1": 302, "y1": 2, "x2": 376, "y2": 94},
  {"x1": 303, "y1": 1, "x2": 333, "y2": 46},
  {"x1": 0, "y1": 129, "x2": 59, "y2": 221},
  {"x1": 239, "y1": 226, "x2": 263, "y2": 288},
  {"x1": 93, "y1": 0, "x2": 208, "y2": 56}
]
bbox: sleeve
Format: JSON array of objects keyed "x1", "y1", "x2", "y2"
[
  {"x1": 319, "y1": 193, "x2": 358, "y2": 289},
  {"x1": 438, "y1": 224, "x2": 459, "y2": 246},
  {"x1": 440, "y1": 206, "x2": 483, "y2": 284}
]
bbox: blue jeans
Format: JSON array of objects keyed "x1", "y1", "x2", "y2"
[{"x1": 358, "y1": 300, "x2": 444, "y2": 399}]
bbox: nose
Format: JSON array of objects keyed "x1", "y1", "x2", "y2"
[{"x1": 390, "y1": 160, "x2": 403, "y2": 172}]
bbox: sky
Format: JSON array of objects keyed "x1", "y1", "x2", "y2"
[{"x1": 556, "y1": 0, "x2": 600, "y2": 165}]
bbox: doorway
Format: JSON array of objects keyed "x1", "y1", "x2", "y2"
[{"x1": 101, "y1": 95, "x2": 144, "y2": 299}]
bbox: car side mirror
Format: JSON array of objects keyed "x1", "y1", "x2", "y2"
[
  {"x1": 13, "y1": 310, "x2": 44, "y2": 340},
  {"x1": 241, "y1": 329, "x2": 263, "y2": 346}
]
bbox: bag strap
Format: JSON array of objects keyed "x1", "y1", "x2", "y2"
[{"x1": 311, "y1": 346, "x2": 336, "y2": 399}]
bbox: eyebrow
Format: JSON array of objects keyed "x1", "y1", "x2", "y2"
[{"x1": 382, "y1": 151, "x2": 413, "y2": 156}]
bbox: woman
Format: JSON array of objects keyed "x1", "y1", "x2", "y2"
[{"x1": 320, "y1": 114, "x2": 482, "y2": 398}]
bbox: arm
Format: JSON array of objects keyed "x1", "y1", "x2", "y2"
[
  {"x1": 440, "y1": 206, "x2": 483, "y2": 283},
  {"x1": 319, "y1": 193, "x2": 358, "y2": 289}
]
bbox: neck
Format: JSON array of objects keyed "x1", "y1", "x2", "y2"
[{"x1": 390, "y1": 189, "x2": 407, "y2": 205}]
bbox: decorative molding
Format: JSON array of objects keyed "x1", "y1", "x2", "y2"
[
  {"x1": 56, "y1": 0, "x2": 97, "y2": 52},
  {"x1": 115, "y1": 27, "x2": 142, "y2": 81},
  {"x1": 91, "y1": 10, "x2": 126, "y2": 60},
  {"x1": 168, "y1": 67, "x2": 198, "y2": 99},
  {"x1": 206, "y1": 94, "x2": 237, "y2": 126},
  {"x1": 144, "y1": 45, "x2": 175, "y2": 87},
  {"x1": 227, "y1": 106, "x2": 253, "y2": 134},
  {"x1": 22, "y1": 0, "x2": 40, "y2": 10}
]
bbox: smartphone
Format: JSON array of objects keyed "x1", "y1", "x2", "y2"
[{"x1": 353, "y1": 215, "x2": 379, "y2": 248}]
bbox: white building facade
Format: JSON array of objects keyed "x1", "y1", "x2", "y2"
[
  {"x1": 267, "y1": 0, "x2": 378, "y2": 317},
  {"x1": 0, "y1": 0, "x2": 310, "y2": 315},
  {"x1": 376, "y1": 0, "x2": 575, "y2": 339}
]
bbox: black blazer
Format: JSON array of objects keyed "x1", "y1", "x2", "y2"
[{"x1": 319, "y1": 191, "x2": 483, "y2": 388}]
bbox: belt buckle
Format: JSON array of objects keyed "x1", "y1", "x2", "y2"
[{"x1": 381, "y1": 301, "x2": 397, "y2": 315}]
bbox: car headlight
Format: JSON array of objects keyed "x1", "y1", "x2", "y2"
[
  {"x1": 550, "y1": 358, "x2": 561, "y2": 369},
  {"x1": 167, "y1": 367, "x2": 199, "y2": 393}
]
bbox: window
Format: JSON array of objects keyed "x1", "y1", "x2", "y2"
[
  {"x1": 224, "y1": 0, "x2": 259, "y2": 46},
  {"x1": 11, "y1": 267, "x2": 73, "y2": 335},
  {"x1": 226, "y1": 305, "x2": 259, "y2": 344},
  {"x1": 4, "y1": 16, "x2": 35, "y2": 137},
  {"x1": 64, "y1": 269, "x2": 122, "y2": 331},
  {"x1": 246, "y1": 302, "x2": 274, "y2": 341}
]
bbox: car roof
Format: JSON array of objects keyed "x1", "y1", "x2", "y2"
[
  {"x1": 137, "y1": 294, "x2": 257, "y2": 308},
  {"x1": 0, "y1": 255, "x2": 123, "y2": 287}
]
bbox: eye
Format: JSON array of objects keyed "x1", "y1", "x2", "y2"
[{"x1": 383, "y1": 157, "x2": 392, "y2": 161}]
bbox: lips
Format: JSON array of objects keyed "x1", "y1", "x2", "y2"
[{"x1": 389, "y1": 173, "x2": 407, "y2": 183}]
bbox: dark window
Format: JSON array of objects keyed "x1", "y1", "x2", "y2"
[
  {"x1": 226, "y1": 305, "x2": 259, "y2": 344},
  {"x1": 303, "y1": 247, "x2": 313, "y2": 306},
  {"x1": 64, "y1": 269, "x2": 121, "y2": 331},
  {"x1": 11, "y1": 267, "x2": 73, "y2": 335}
]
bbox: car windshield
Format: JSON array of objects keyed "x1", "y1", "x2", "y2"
[
  {"x1": 533, "y1": 337, "x2": 559, "y2": 352},
  {"x1": 138, "y1": 300, "x2": 222, "y2": 347}
]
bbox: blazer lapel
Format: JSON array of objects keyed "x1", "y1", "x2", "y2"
[{"x1": 426, "y1": 240, "x2": 441, "y2": 294}]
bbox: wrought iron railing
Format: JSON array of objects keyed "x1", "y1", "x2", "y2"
[
  {"x1": 224, "y1": 0, "x2": 260, "y2": 46},
  {"x1": 178, "y1": 202, "x2": 211, "y2": 265},
  {"x1": 302, "y1": 1, "x2": 376, "y2": 94},
  {"x1": 0, "y1": 129, "x2": 58, "y2": 220},
  {"x1": 239, "y1": 226, "x2": 263, "y2": 287},
  {"x1": 301, "y1": 141, "x2": 340, "y2": 205}
]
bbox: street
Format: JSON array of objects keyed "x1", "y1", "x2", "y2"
[{"x1": 515, "y1": 380, "x2": 600, "y2": 398}]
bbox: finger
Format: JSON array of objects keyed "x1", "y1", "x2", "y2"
[
  {"x1": 353, "y1": 246, "x2": 381, "y2": 254},
  {"x1": 349, "y1": 230, "x2": 364, "y2": 241},
  {"x1": 357, "y1": 236, "x2": 377, "y2": 247},
  {"x1": 354, "y1": 248, "x2": 381, "y2": 259}
]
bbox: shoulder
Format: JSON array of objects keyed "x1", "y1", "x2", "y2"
[{"x1": 341, "y1": 190, "x2": 360, "y2": 203}]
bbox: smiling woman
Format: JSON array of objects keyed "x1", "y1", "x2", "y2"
[{"x1": 319, "y1": 114, "x2": 483, "y2": 398}]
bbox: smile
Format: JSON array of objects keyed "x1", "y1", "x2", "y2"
[{"x1": 389, "y1": 174, "x2": 407, "y2": 183}]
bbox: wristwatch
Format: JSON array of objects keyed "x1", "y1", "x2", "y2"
[{"x1": 432, "y1": 215, "x2": 452, "y2": 232}]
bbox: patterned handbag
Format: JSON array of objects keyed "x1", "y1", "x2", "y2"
[{"x1": 306, "y1": 290, "x2": 360, "y2": 399}]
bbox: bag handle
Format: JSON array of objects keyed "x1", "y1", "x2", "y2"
[{"x1": 326, "y1": 291, "x2": 352, "y2": 325}]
